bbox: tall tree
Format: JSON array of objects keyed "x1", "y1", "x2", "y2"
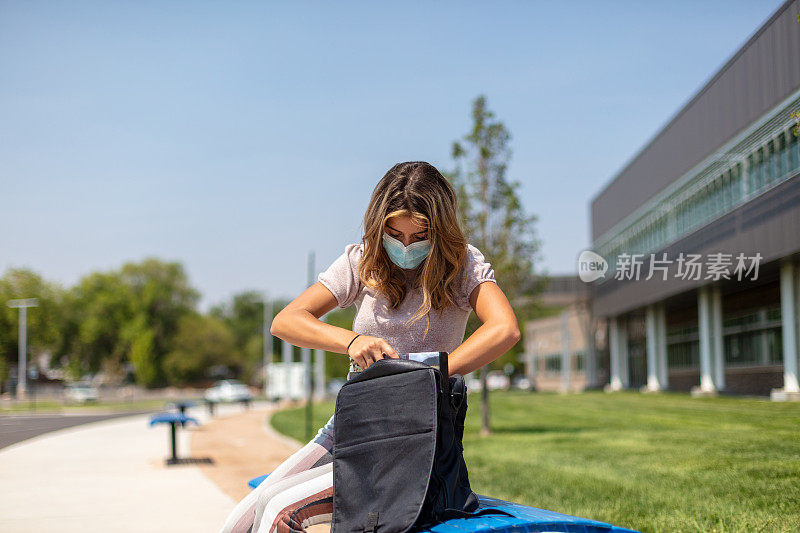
[
  {"x1": 118, "y1": 258, "x2": 200, "y2": 386},
  {"x1": 60, "y1": 271, "x2": 134, "y2": 381},
  {"x1": 0, "y1": 268, "x2": 66, "y2": 390},
  {"x1": 210, "y1": 290, "x2": 270, "y2": 383},
  {"x1": 59, "y1": 258, "x2": 200, "y2": 386},
  {"x1": 447, "y1": 94, "x2": 544, "y2": 435},
  {"x1": 163, "y1": 313, "x2": 239, "y2": 385}
]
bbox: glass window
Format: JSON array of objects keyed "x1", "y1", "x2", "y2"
[
  {"x1": 574, "y1": 352, "x2": 585, "y2": 371},
  {"x1": 601, "y1": 125, "x2": 796, "y2": 272},
  {"x1": 767, "y1": 140, "x2": 777, "y2": 185},
  {"x1": 702, "y1": 185, "x2": 709, "y2": 220},
  {"x1": 753, "y1": 151, "x2": 761, "y2": 191},
  {"x1": 767, "y1": 328, "x2": 783, "y2": 364},
  {"x1": 724, "y1": 332, "x2": 760, "y2": 365},
  {"x1": 790, "y1": 131, "x2": 800, "y2": 171},
  {"x1": 667, "y1": 321, "x2": 699, "y2": 369},
  {"x1": 544, "y1": 354, "x2": 561, "y2": 374},
  {"x1": 722, "y1": 172, "x2": 731, "y2": 209},
  {"x1": 778, "y1": 133, "x2": 788, "y2": 177},
  {"x1": 766, "y1": 305, "x2": 781, "y2": 322},
  {"x1": 667, "y1": 341, "x2": 699, "y2": 368},
  {"x1": 732, "y1": 163, "x2": 742, "y2": 203},
  {"x1": 722, "y1": 305, "x2": 782, "y2": 366},
  {"x1": 754, "y1": 150, "x2": 761, "y2": 189}
]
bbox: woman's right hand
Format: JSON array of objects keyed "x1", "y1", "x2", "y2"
[{"x1": 347, "y1": 334, "x2": 399, "y2": 369}]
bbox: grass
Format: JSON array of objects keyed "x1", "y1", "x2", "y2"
[
  {"x1": 0, "y1": 398, "x2": 181, "y2": 414},
  {"x1": 270, "y1": 389, "x2": 800, "y2": 533}
]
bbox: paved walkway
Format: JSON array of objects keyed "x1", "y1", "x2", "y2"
[
  {"x1": 190, "y1": 402, "x2": 303, "y2": 503},
  {"x1": 188, "y1": 401, "x2": 333, "y2": 533},
  {"x1": 0, "y1": 410, "x2": 160, "y2": 450},
  {"x1": 0, "y1": 400, "x2": 289, "y2": 532}
]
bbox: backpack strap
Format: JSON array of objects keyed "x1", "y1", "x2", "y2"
[
  {"x1": 437, "y1": 351, "x2": 451, "y2": 403},
  {"x1": 437, "y1": 507, "x2": 516, "y2": 520},
  {"x1": 438, "y1": 351, "x2": 449, "y2": 381}
]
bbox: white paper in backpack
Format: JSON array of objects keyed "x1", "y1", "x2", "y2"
[{"x1": 398, "y1": 352, "x2": 440, "y2": 369}]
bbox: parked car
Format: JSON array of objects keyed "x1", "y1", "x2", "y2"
[
  {"x1": 511, "y1": 375, "x2": 531, "y2": 390},
  {"x1": 204, "y1": 379, "x2": 253, "y2": 403},
  {"x1": 65, "y1": 382, "x2": 99, "y2": 404},
  {"x1": 486, "y1": 371, "x2": 510, "y2": 391},
  {"x1": 327, "y1": 378, "x2": 346, "y2": 397},
  {"x1": 465, "y1": 374, "x2": 482, "y2": 391}
]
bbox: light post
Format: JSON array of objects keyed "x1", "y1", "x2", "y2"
[
  {"x1": 263, "y1": 292, "x2": 274, "y2": 399},
  {"x1": 7, "y1": 298, "x2": 39, "y2": 401},
  {"x1": 305, "y1": 250, "x2": 315, "y2": 442},
  {"x1": 29, "y1": 365, "x2": 38, "y2": 410}
]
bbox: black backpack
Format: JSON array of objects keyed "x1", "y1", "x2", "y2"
[{"x1": 331, "y1": 351, "x2": 513, "y2": 533}]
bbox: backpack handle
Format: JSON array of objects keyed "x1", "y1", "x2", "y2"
[
  {"x1": 438, "y1": 351, "x2": 449, "y2": 380},
  {"x1": 436, "y1": 351, "x2": 451, "y2": 405}
]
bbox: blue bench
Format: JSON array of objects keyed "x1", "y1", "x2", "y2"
[
  {"x1": 248, "y1": 473, "x2": 270, "y2": 489},
  {"x1": 149, "y1": 412, "x2": 200, "y2": 466},
  {"x1": 246, "y1": 474, "x2": 640, "y2": 533}
]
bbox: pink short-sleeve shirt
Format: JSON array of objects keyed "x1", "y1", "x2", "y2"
[{"x1": 317, "y1": 242, "x2": 497, "y2": 376}]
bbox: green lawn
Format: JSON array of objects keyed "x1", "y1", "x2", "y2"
[
  {"x1": 270, "y1": 389, "x2": 800, "y2": 533},
  {"x1": 1, "y1": 398, "x2": 187, "y2": 414}
]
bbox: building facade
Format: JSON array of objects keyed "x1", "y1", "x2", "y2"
[
  {"x1": 522, "y1": 275, "x2": 607, "y2": 392},
  {"x1": 589, "y1": 0, "x2": 800, "y2": 398}
]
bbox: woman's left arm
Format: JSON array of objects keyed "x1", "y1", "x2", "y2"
[{"x1": 448, "y1": 281, "x2": 521, "y2": 376}]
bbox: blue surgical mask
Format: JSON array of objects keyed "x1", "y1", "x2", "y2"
[{"x1": 382, "y1": 232, "x2": 431, "y2": 270}]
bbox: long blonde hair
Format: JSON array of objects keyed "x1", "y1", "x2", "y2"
[{"x1": 358, "y1": 161, "x2": 468, "y2": 339}]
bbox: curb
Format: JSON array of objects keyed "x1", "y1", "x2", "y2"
[{"x1": 261, "y1": 409, "x2": 304, "y2": 451}]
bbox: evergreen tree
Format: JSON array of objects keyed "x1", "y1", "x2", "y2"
[{"x1": 447, "y1": 95, "x2": 545, "y2": 435}]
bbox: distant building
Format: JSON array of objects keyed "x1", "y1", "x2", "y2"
[
  {"x1": 522, "y1": 275, "x2": 605, "y2": 392},
  {"x1": 588, "y1": 0, "x2": 800, "y2": 399}
]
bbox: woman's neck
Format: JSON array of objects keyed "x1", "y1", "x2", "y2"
[{"x1": 403, "y1": 265, "x2": 421, "y2": 286}]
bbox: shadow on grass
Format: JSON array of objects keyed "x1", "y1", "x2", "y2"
[{"x1": 488, "y1": 424, "x2": 589, "y2": 435}]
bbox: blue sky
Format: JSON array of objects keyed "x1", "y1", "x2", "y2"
[{"x1": 1, "y1": 0, "x2": 786, "y2": 311}]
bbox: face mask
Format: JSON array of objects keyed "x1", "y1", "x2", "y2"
[{"x1": 382, "y1": 232, "x2": 431, "y2": 270}]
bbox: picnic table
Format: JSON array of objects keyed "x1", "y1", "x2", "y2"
[
  {"x1": 247, "y1": 474, "x2": 640, "y2": 533},
  {"x1": 148, "y1": 412, "x2": 200, "y2": 466},
  {"x1": 165, "y1": 400, "x2": 196, "y2": 416},
  {"x1": 204, "y1": 398, "x2": 219, "y2": 416}
]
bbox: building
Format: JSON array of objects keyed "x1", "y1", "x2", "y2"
[
  {"x1": 523, "y1": 275, "x2": 606, "y2": 392},
  {"x1": 589, "y1": 0, "x2": 800, "y2": 399}
]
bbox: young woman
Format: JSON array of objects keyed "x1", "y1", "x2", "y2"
[{"x1": 219, "y1": 161, "x2": 520, "y2": 533}]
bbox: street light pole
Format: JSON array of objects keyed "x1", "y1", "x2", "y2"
[
  {"x1": 304, "y1": 250, "x2": 315, "y2": 442},
  {"x1": 263, "y1": 292, "x2": 274, "y2": 399},
  {"x1": 7, "y1": 298, "x2": 39, "y2": 400}
]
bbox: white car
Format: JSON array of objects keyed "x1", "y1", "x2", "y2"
[
  {"x1": 65, "y1": 382, "x2": 99, "y2": 403},
  {"x1": 204, "y1": 379, "x2": 253, "y2": 403},
  {"x1": 486, "y1": 371, "x2": 510, "y2": 391},
  {"x1": 511, "y1": 376, "x2": 531, "y2": 390},
  {"x1": 465, "y1": 374, "x2": 482, "y2": 391},
  {"x1": 327, "y1": 378, "x2": 346, "y2": 397}
]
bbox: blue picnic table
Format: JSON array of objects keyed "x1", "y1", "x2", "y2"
[
  {"x1": 165, "y1": 400, "x2": 196, "y2": 416},
  {"x1": 246, "y1": 474, "x2": 640, "y2": 533},
  {"x1": 149, "y1": 412, "x2": 199, "y2": 466}
]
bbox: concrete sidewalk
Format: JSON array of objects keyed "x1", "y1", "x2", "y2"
[
  {"x1": 0, "y1": 400, "x2": 277, "y2": 532},
  {"x1": 190, "y1": 401, "x2": 303, "y2": 504}
]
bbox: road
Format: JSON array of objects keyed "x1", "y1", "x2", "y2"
[{"x1": 0, "y1": 409, "x2": 160, "y2": 450}]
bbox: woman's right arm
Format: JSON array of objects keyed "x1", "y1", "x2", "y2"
[{"x1": 270, "y1": 281, "x2": 398, "y2": 369}]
